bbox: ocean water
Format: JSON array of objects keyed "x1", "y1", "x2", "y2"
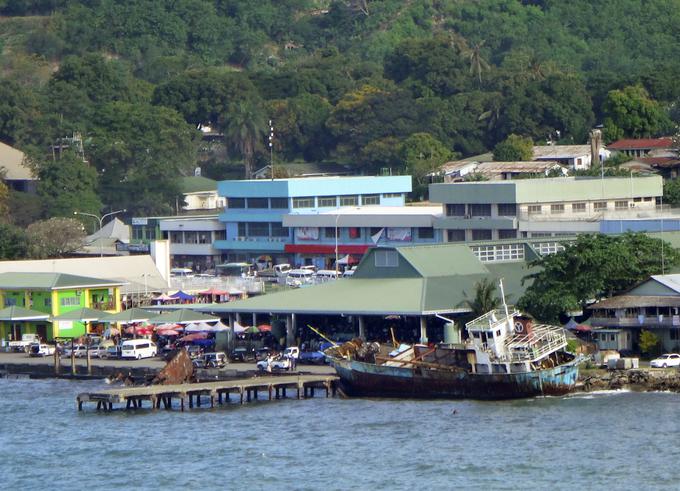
[{"x1": 1, "y1": 378, "x2": 680, "y2": 490}]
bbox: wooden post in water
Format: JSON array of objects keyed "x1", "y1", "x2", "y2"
[
  {"x1": 54, "y1": 348, "x2": 60, "y2": 375},
  {"x1": 86, "y1": 344, "x2": 91, "y2": 375},
  {"x1": 70, "y1": 339, "x2": 76, "y2": 376}
]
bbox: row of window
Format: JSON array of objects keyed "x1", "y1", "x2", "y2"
[
  {"x1": 446, "y1": 229, "x2": 517, "y2": 242},
  {"x1": 446, "y1": 203, "x2": 517, "y2": 217},
  {"x1": 169, "y1": 231, "x2": 225, "y2": 244},
  {"x1": 232, "y1": 224, "x2": 435, "y2": 240},
  {"x1": 528, "y1": 198, "x2": 653, "y2": 215},
  {"x1": 472, "y1": 244, "x2": 525, "y2": 262},
  {"x1": 226, "y1": 194, "x2": 402, "y2": 210},
  {"x1": 237, "y1": 222, "x2": 290, "y2": 238},
  {"x1": 293, "y1": 194, "x2": 382, "y2": 209}
]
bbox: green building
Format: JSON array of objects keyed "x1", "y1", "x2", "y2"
[{"x1": 0, "y1": 272, "x2": 124, "y2": 341}]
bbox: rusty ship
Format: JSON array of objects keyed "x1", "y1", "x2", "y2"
[{"x1": 328, "y1": 308, "x2": 581, "y2": 400}]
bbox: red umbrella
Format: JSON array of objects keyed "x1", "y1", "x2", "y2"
[
  {"x1": 258, "y1": 324, "x2": 272, "y2": 332},
  {"x1": 179, "y1": 332, "x2": 208, "y2": 342},
  {"x1": 157, "y1": 329, "x2": 181, "y2": 336},
  {"x1": 199, "y1": 287, "x2": 229, "y2": 296}
]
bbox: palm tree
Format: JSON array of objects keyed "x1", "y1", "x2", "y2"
[
  {"x1": 468, "y1": 40, "x2": 490, "y2": 84},
  {"x1": 223, "y1": 100, "x2": 267, "y2": 179},
  {"x1": 461, "y1": 278, "x2": 502, "y2": 318}
]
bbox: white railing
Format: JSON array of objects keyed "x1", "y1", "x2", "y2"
[
  {"x1": 502, "y1": 324, "x2": 567, "y2": 362},
  {"x1": 466, "y1": 309, "x2": 518, "y2": 332}
]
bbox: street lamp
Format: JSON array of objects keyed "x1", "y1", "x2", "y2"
[
  {"x1": 74, "y1": 209, "x2": 127, "y2": 257},
  {"x1": 335, "y1": 213, "x2": 341, "y2": 276}
]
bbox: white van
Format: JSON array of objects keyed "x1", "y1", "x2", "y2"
[
  {"x1": 285, "y1": 269, "x2": 315, "y2": 287},
  {"x1": 313, "y1": 270, "x2": 339, "y2": 283},
  {"x1": 120, "y1": 339, "x2": 157, "y2": 360},
  {"x1": 170, "y1": 267, "x2": 194, "y2": 278}
]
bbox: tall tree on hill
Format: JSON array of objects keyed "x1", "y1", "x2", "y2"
[{"x1": 223, "y1": 100, "x2": 267, "y2": 179}]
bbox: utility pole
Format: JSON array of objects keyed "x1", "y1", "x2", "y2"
[
  {"x1": 74, "y1": 209, "x2": 126, "y2": 257},
  {"x1": 269, "y1": 119, "x2": 274, "y2": 180}
]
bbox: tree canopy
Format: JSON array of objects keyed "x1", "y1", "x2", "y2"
[{"x1": 518, "y1": 233, "x2": 680, "y2": 323}]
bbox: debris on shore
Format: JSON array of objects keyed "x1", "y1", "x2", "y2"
[{"x1": 579, "y1": 369, "x2": 680, "y2": 393}]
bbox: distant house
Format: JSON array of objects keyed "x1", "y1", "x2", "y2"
[
  {"x1": 0, "y1": 141, "x2": 37, "y2": 192},
  {"x1": 623, "y1": 157, "x2": 680, "y2": 179},
  {"x1": 588, "y1": 274, "x2": 680, "y2": 353},
  {"x1": 532, "y1": 145, "x2": 600, "y2": 171},
  {"x1": 607, "y1": 138, "x2": 675, "y2": 158},
  {"x1": 179, "y1": 175, "x2": 225, "y2": 211}
]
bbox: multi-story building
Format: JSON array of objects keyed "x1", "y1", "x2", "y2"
[
  {"x1": 282, "y1": 205, "x2": 443, "y2": 269},
  {"x1": 0, "y1": 272, "x2": 124, "y2": 341},
  {"x1": 430, "y1": 175, "x2": 663, "y2": 241},
  {"x1": 588, "y1": 274, "x2": 680, "y2": 353},
  {"x1": 215, "y1": 176, "x2": 412, "y2": 266}
]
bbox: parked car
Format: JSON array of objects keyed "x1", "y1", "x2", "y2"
[
  {"x1": 256, "y1": 354, "x2": 292, "y2": 371},
  {"x1": 299, "y1": 350, "x2": 327, "y2": 365},
  {"x1": 231, "y1": 347, "x2": 255, "y2": 362},
  {"x1": 185, "y1": 345, "x2": 203, "y2": 360},
  {"x1": 88, "y1": 344, "x2": 108, "y2": 358},
  {"x1": 29, "y1": 343, "x2": 55, "y2": 357},
  {"x1": 103, "y1": 345, "x2": 121, "y2": 359},
  {"x1": 193, "y1": 352, "x2": 228, "y2": 369},
  {"x1": 650, "y1": 353, "x2": 680, "y2": 368},
  {"x1": 62, "y1": 345, "x2": 88, "y2": 358}
]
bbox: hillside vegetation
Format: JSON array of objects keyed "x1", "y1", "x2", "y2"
[{"x1": 1, "y1": 0, "x2": 680, "y2": 222}]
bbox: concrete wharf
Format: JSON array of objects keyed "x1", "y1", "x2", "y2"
[{"x1": 76, "y1": 374, "x2": 339, "y2": 412}]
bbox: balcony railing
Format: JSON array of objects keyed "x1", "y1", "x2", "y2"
[
  {"x1": 591, "y1": 315, "x2": 680, "y2": 328},
  {"x1": 91, "y1": 301, "x2": 116, "y2": 311}
]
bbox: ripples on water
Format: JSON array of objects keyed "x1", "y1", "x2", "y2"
[{"x1": 2, "y1": 378, "x2": 680, "y2": 490}]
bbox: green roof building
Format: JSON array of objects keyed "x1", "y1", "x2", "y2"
[
  {"x1": 0, "y1": 272, "x2": 125, "y2": 342},
  {"x1": 198, "y1": 243, "x2": 537, "y2": 344}
]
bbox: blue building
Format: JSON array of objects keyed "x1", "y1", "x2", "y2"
[{"x1": 215, "y1": 176, "x2": 413, "y2": 267}]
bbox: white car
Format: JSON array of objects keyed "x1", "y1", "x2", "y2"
[
  {"x1": 650, "y1": 353, "x2": 680, "y2": 368},
  {"x1": 256, "y1": 355, "x2": 292, "y2": 371}
]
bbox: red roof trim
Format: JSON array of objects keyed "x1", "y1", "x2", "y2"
[{"x1": 284, "y1": 244, "x2": 370, "y2": 254}]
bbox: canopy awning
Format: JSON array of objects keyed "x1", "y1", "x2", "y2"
[
  {"x1": 0, "y1": 306, "x2": 50, "y2": 321},
  {"x1": 149, "y1": 309, "x2": 220, "y2": 325},
  {"x1": 102, "y1": 308, "x2": 155, "y2": 324},
  {"x1": 51, "y1": 307, "x2": 109, "y2": 322}
]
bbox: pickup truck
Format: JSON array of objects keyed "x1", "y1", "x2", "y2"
[
  {"x1": 29, "y1": 343, "x2": 56, "y2": 357},
  {"x1": 256, "y1": 263, "x2": 292, "y2": 282},
  {"x1": 8, "y1": 334, "x2": 41, "y2": 353}
]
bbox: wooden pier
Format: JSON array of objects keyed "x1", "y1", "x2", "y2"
[{"x1": 76, "y1": 374, "x2": 339, "y2": 412}]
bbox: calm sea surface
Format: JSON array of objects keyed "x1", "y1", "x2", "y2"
[{"x1": 2, "y1": 378, "x2": 680, "y2": 490}]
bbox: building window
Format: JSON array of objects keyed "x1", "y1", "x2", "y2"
[
  {"x1": 375, "y1": 250, "x2": 399, "y2": 267},
  {"x1": 572, "y1": 202, "x2": 586, "y2": 213},
  {"x1": 446, "y1": 204, "x2": 466, "y2": 217},
  {"x1": 383, "y1": 193, "x2": 402, "y2": 199},
  {"x1": 550, "y1": 204, "x2": 565, "y2": 214},
  {"x1": 248, "y1": 222, "x2": 269, "y2": 237},
  {"x1": 615, "y1": 200, "x2": 629, "y2": 210},
  {"x1": 469, "y1": 204, "x2": 491, "y2": 217},
  {"x1": 497, "y1": 203, "x2": 517, "y2": 216},
  {"x1": 498, "y1": 229, "x2": 517, "y2": 239},
  {"x1": 228, "y1": 198, "x2": 245, "y2": 209},
  {"x1": 292, "y1": 197, "x2": 315, "y2": 208},
  {"x1": 361, "y1": 194, "x2": 380, "y2": 205},
  {"x1": 417, "y1": 227, "x2": 434, "y2": 239},
  {"x1": 471, "y1": 229, "x2": 492, "y2": 241},
  {"x1": 318, "y1": 197, "x2": 337, "y2": 207},
  {"x1": 170, "y1": 231, "x2": 183, "y2": 243},
  {"x1": 528, "y1": 205, "x2": 542, "y2": 215},
  {"x1": 197, "y1": 232, "x2": 211, "y2": 244},
  {"x1": 237, "y1": 223, "x2": 246, "y2": 237},
  {"x1": 247, "y1": 198, "x2": 268, "y2": 208},
  {"x1": 270, "y1": 198, "x2": 288, "y2": 209},
  {"x1": 447, "y1": 230, "x2": 465, "y2": 242},
  {"x1": 44, "y1": 298, "x2": 51, "y2": 307},
  {"x1": 472, "y1": 244, "x2": 524, "y2": 262},
  {"x1": 634, "y1": 197, "x2": 642, "y2": 203},
  {"x1": 339, "y1": 195, "x2": 358, "y2": 206},
  {"x1": 324, "y1": 227, "x2": 336, "y2": 239},
  {"x1": 594, "y1": 201, "x2": 607, "y2": 211},
  {"x1": 214, "y1": 230, "x2": 226, "y2": 241},
  {"x1": 536, "y1": 242, "x2": 566, "y2": 255},
  {"x1": 184, "y1": 231, "x2": 198, "y2": 244},
  {"x1": 644, "y1": 197, "x2": 653, "y2": 202},
  {"x1": 60, "y1": 297, "x2": 80, "y2": 307},
  {"x1": 271, "y1": 223, "x2": 289, "y2": 237},
  {"x1": 348, "y1": 227, "x2": 361, "y2": 239}
]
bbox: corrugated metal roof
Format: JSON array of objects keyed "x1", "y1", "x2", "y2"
[
  {"x1": 650, "y1": 274, "x2": 680, "y2": 294},
  {"x1": 588, "y1": 295, "x2": 680, "y2": 309},
  {"x1": 0, "y1": 272, "x2": 124, "y2": 290},
  {"x1": 397, "y1": 245, "x2": 488, "y2": 278}
]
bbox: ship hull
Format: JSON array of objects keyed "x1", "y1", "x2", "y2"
[{"x1": 331, "y1": 357, "x2": 580, "y2": 400}]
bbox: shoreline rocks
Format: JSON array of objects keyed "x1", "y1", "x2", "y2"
[{"x1": 578, "y1": 369, "x2": 680, "y2": 393}]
